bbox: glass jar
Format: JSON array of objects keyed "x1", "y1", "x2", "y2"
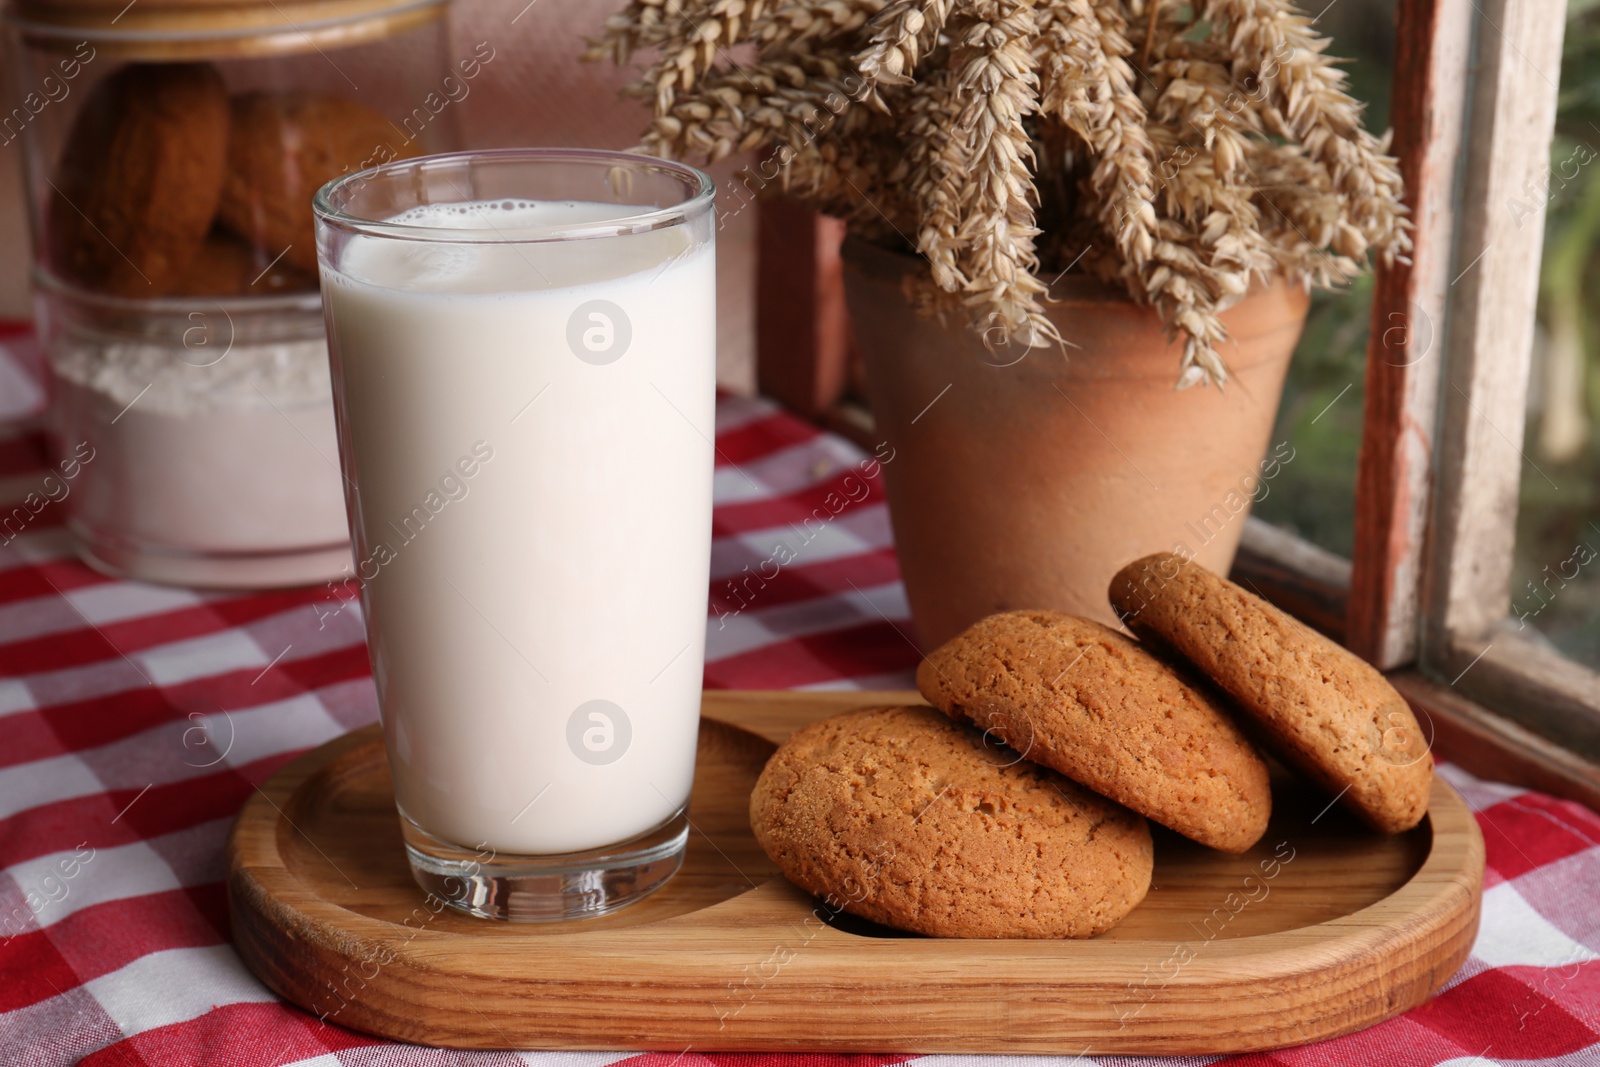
[{"x1": 3, "y1": 0, "x2": 463, "y2": 587}]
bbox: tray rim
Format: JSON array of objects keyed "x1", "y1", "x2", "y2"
[{"x1": 228, "y1": 689, "x2": 1486, "y2": 1053}]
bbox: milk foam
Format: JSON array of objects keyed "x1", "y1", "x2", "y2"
[{"x1": 337, "y1": 199, "x2": 694, "y2": 294}]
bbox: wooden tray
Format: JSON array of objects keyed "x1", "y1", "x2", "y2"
[{"x1": 228, "y1": 690, "x2": 1484, "y2": 1054}]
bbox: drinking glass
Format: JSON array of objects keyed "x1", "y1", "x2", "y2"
[{"x1": 313, "y1": 148, "x2": 716, "y2": 920}]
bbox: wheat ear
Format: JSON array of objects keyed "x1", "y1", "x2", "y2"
[
  {"x1": 951, "y1": 0, "x2": 1056, "y2": 347},
  {"x1": 1247, "y1": 139, "x2": 1365, "y2": 287},
  {"x1": 853, "y1": 0, "x2": 957, "y2": 106},
  {"x1": 1203, "y1": 0, "x2": 1409, "y2": 264},
  {"x1": 1037, "y1": 0, "x2": 1159, "y2": 277}
]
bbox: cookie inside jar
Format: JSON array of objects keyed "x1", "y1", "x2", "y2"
[
  {"x1": 43, "y1": 58, "x2": 438, "y2": 299},
  {"x1": 5, "y1": 0, "x2": 461, "y2": 588}
]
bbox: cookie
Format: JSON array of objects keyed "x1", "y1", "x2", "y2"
[
  {"x1": 1109, "y1": 553, "x2": 1433, "y2": 833},
  {"x1": 749, "y1": 705, "x2": 1152, "y2": 938},
  {"x1": 917, "y1": 611, "x2": 1272, "y2": 853},
  {"x1": 167, "y1": 231, "x2": 318, "y2": 298},
  {"x1": 49, "y1": 63, "x2": 229, "y2": 297},
  {"x1": 219, "y1": 92, "x2": 422, "y2": 274}
]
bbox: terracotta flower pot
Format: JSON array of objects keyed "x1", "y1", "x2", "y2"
[{"x1": 844, "y1": 238, "x2": 1311, "y2": 648}]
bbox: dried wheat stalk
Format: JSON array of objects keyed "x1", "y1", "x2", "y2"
[
  {"x1": 949, "y1": 1, "x2": 1054, "y2": 345},
  {"x1": 589, "y1": 0, "x2": 1409, "y2": 384},
  {"x1": 854, "y1": 0, "x2": 956, "y2": 103},
  {"x1": 1202, "y1": 0, "x2": 1409, "y2": 264}
]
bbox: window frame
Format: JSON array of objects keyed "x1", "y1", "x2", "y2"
[{"x1": 1350, "y1": 0, "x2": 1600, "y2": 786}]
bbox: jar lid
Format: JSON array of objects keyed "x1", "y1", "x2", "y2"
[{"x1": 4, "y1": 0, "x2": 446, "y2": 60}]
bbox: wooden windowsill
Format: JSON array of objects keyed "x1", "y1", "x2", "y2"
[
  {"x1": 1391, "y1": 671, "x2": 1600, "y2": 812},
  {"x1": 1434, "y1": 630, "x2": 1600, "y2": 760}
]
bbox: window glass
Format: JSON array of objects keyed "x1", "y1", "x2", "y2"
[
  {"x1": 1249, "y1": 0, "x2": 1396, "y2": 559},
  {"x1": 1514, "y1": 0, "x2": 1600, "y2": 666}
]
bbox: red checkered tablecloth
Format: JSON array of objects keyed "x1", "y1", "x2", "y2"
[{"x1": 0, "y1": 326, "x2": 1597, "y2": 1066}]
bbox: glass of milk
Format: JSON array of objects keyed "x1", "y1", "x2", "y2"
[{"x1": 312, "y1": 149, "x2": 715, "y2": 921}]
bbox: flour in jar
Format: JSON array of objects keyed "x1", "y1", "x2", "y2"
[{"x1": 51, "y1": 332, "x2": 351, "y2": 558}]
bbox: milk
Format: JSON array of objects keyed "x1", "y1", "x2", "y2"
[{"x1": 321, "y1": 199, "x2": 715, "y2": 855}]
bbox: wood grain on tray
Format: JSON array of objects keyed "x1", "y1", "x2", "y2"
[{"x1": 228, "y1": 689, "x2": 1483, "y2": 1054}]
